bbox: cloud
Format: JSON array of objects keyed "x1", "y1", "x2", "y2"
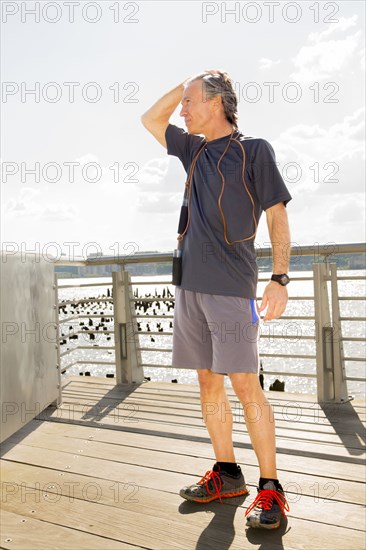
[
  {"x1": 273, "y1": 106, "x2": 365, "y2": 197},
  {"x1": 309, "y1": 15, "x2": 358, "y2": 42},
  {"x1": 38, "y1": 205, "x2": 79, "y2": 221},
  {"x1": 290, "y1": 16, "x2": 362, "y2": 82},
  {"x1": 276, "y1": 106, "x2": 364, "y2": 150},
  {"x1": 135, "y1": 154, "x2": 187, "y2": 214},
  {"x1": 135, "y1": 191, "x2": 181, "y2": 214},
  {"x1": 328, "y1": 195, "x2": 366, "y2": 225},
  {"x1": 2, "y1": 187, "x2": 41, "y2": 214},
  {"x1": 259, "y1": 57, "x2": 281, "y2": 70},
  {"x1": 3, "y1": 198, "x2": 27, "y2": 213},
  {"x1": 138, "y1": 158, "x2": 169, "y2": 188},
  {"x1": 255, "y1": 191, "x2": 365, "y2": 247},
  {"x1": 74, "y1": 153, "x2": 100, "y2": 165},
  {"x1": 2, "y1": 186, "x2": 79, "y2": 222}
]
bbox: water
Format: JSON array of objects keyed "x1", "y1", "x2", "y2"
[{"x1": 58, "y1": 270, "x2": 366, "y2": 398}]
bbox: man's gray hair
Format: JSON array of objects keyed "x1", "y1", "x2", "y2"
[{"x1": 186, "y1": 71, "x2": 238, "y2": 129}]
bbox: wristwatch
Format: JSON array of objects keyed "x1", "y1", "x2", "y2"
[{"x1": 271, "y1": 273, "x2": 290, "y2": 286}]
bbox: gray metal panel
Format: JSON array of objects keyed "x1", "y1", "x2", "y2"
[{"x1": 1, "y1": 252, "x2": 61, "y2": 443}]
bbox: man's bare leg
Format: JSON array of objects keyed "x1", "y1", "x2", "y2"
[
  {"x1": 179, "y1": 369, "x2": 248, "y2": 502},
  {"x1": 228, "y1": 372, "x2": 277, "y2": 478},
  {"x1": 197, "y1": 369, "x2": 236, "y2": 462}
]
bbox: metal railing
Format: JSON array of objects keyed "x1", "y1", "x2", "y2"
[{"x1": 55, "y1": 243, "x2": 366, "y2": 402}]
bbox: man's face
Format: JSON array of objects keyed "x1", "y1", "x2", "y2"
[{"x1": 179, "y1": 79, "x2": 214, "y2": 135}]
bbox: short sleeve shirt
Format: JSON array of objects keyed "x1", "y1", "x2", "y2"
[{"x1": 165, "y1": 123, "x2": 292, "y2": 299}]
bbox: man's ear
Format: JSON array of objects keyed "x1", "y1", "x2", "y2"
[{"x1": 211, "y1": 95, "x2": 222, "y2": 112}]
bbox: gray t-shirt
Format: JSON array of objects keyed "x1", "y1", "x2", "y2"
[{"x1": 166, "y1": 123, "x2": 292, "y2": 299}]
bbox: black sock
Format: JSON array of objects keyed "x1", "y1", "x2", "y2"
[
  {"x1": 215, "y1": 462, "x2": 241, "y2": 477},
  {"x1": 259, "y1": 477, "x2": 282, "y2": 490}
]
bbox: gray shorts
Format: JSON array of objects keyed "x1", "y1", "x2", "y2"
[{"x1": 172, "y1": 287, "x2": 260, "y2": 375}]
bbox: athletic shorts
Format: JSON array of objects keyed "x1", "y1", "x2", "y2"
[{"x1": 172, "y1": 287, "x2": 261, "y2": 375}]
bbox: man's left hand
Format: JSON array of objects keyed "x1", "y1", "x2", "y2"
[{"x1": 258, "y1": 281, "x2": 288, "y2": 321}]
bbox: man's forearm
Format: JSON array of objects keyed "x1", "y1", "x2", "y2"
[
  {"x1": 141, "y1": 80, "x2": 187, "y2": 123},
  {"x1": 266, "y1": 204, "x2": 291, "y2": 273}
]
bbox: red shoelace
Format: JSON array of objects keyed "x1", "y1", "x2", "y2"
[
  {"x1": 245, "y1": 488, "x2": 290, "y2": 518},
  {"x1": 198, "y1": 469, "x2": 223, "y2": 503}
]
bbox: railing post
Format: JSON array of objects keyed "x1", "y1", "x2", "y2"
[
  {"x1": 50, "y1": 272, "x2": 62, "y2": 408},
  {"x1": 313, "y1": 262, "x2": 333, "y2": 402},
  {"x1": 313, "y1": 262, "x2": 349, "y2": 403},
  {"x1": 330, "y1": 263, "x2": 349, "y2": 402},
  {"x1": 113, "y1": 268, "x2": 144, "y2": 384}
]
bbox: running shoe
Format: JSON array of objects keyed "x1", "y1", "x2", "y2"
[
  {"x1": 245, "y1": 480, "x2": 290, "y2": 529},
  {"x1": 179, "y1": 463, "x2": 249, "y2": 503}
]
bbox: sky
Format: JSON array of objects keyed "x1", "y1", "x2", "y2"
[{"x1": 1, "y1": 0, "x2": 365, "y2": 261}]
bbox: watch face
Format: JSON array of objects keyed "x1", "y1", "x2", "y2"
[{"x1": 272, "y1": 274, "x2": 290, "y2": 285}]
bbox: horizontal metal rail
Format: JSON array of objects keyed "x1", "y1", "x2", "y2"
[
  {"x1": 140, "y1": 364, "x2": 363, "y2": 383},
  {"x1": 140, "y1": 365, "x2": 363, "y2": 384},
  {"x1": 137, "y1": 348, "x2": 316, "y2": 360},
  {"x1": 60, "y1": 345, "x2": 114, "y2": 358},
  {"x1": 133, "y1": 314, "x2": 317, "y2": 320},
  {"x1": 54, "y1": 242, "x2": 366, "y2": 267},
  {"x1": 269, "y1": 353, "x2": 316, "y2": 361},
  {"x1": 62, "y1": 359, "x2": 116, "y2": 370},
  {"x1": 60, "y1": 329, "x2": 114, "y2": 337},
  {"x1": 138, "y1": 331, "x2": 172, "y2": 336},
  {"x1": 60, "y1": 314, "x2": 114, "y2": 324},
  {"x1": 138, "y1": 347, "x2": 172, "y2": 353},
  {"x1": 59, "y1": 298, "x2": 113, "y2": 307},
  {"x1": 72, "y1": 345, "x2": 114, "y2": 351},
  {"x1": 140, "y1": 363, "x2": 317, "y2": 374},
  {"x1": 58, "y1": 282, "x2": 112, "y2": 289},
  {"x1": 71, "y1": 360, "x2": 115, "y2": 366},
  {"x1": 337, "y1": 276, "x2": 366, "y2": 280},
  {"x1": 340, "y1": 317, "x2": 366, "y2": 321},
  {"x1": 138, "y1": 331, "x2": 364, "y2": 343},
  {"x1": 137, "y1": 345, "x2": 362, "y2": 362},
  {"x1": 57, "y1": 272, "x2": 352, "y2": 290},
  {"x1": 61, "y1": 359, "x2": 115, "y2": 373},
  {"x1": 261, "y1": 371, "x2": 316, "y2": 378},
  {"x1": 131, "y1": 296, "x2": 315, "y2": 302},
  {"x1": 137, "y1": 333, "x2": 316, "y2": 340},
  {"x1": 127, "y1": 276, "x2": 315, "y2": 285},
  {"x1": 338, "y1": 296, "x2": 366, "y2": 300}
]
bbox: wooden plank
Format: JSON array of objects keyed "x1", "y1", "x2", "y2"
[
  {"x1": 1, "y1": 482, "x2": 197, "y2": 549},
  {"x1": 35, "y1": 402, "x2": 366, "y2": 464},
  {"x1": 1, "y1": 461, "x2": 365, "y2": 550},
  {"x1": 61, "y1": 381, "x2": 366, "y2": 422},
  {"x1": 62, "y1": 376, "x2": 366, "y2": 410},
  {"x1": 20, "y1": 406, "x2": 363, "y2": 482},
  {"x1": 1, "y1": 459, "x2": 365, "y2": 531},
  {"x1": 63, "y1": 376, "x2": 366, "y2": 403},
  {"x1": 1, "y1": 427, "x2": 365, "y2": 510},
  {"x1": 61, "y1": 380, "x2": 366, "y2": 421},
  {"x1": 0, "y1": 509, "x2": 132, "y2": 549},
  {"x1": 15, "y1": 418, "x2": 366, "y2": 506},
  {"x1": 59, "y1": 394, "x2": 366, "y2": 447}
]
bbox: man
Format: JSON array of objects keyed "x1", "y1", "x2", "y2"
[{"x1": 141, "y1": 70, "x2": 292, "y2": 530}]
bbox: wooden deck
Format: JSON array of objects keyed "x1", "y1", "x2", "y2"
[{"x1": 1, "y1": 376, "x2": 365, "y2": 550}]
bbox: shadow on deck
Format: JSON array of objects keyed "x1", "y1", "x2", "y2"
[{"x1": 1, "y1": 376, "x2": 365, "y2": 550}]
